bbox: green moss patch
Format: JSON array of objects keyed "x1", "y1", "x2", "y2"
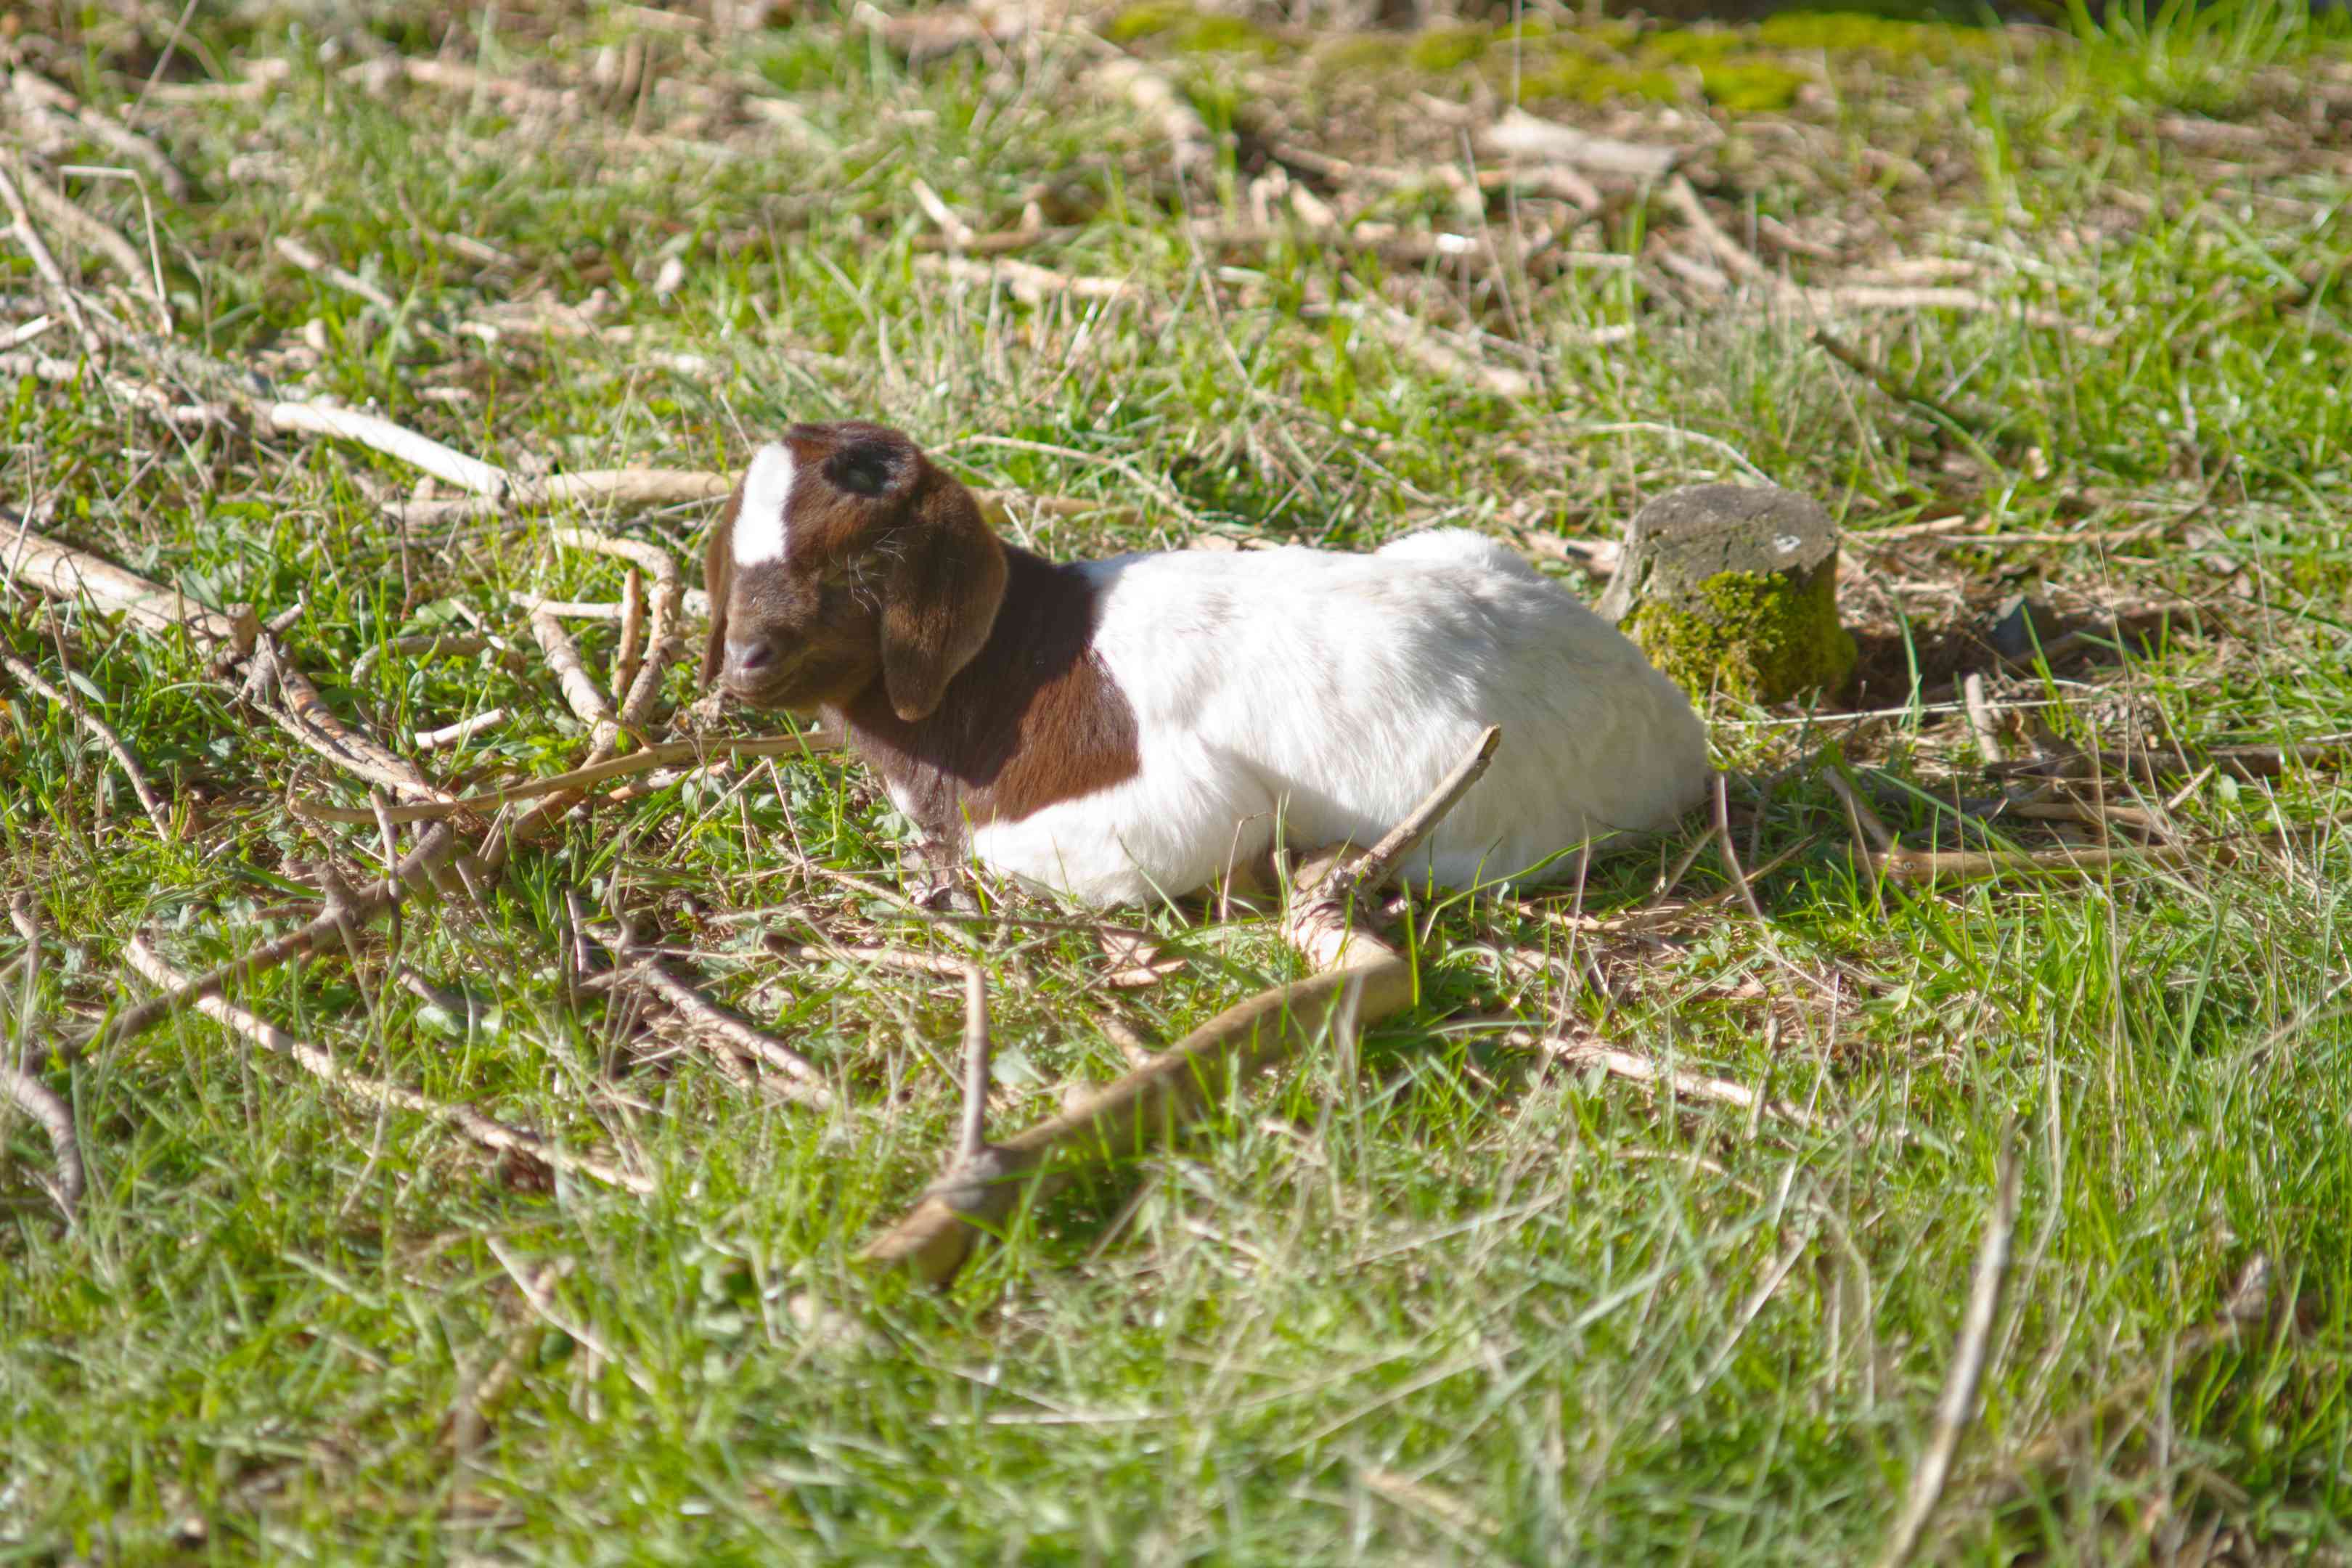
[
  {"x1": 1752, "y1": 10, "x2": 1997, "y2": 61},
  {"x1": 1695, "y1": 60, "x2": 1809, "y2": 112},
  {"x1": 1105, "y1": 4, "x2": 1283, "y2": 58},
  {"x1": 1623, "y1": 567, "x2": 1858, "y2": 703},
  {"x1": 1406, "y1": 24, "x2": 1490, "y2": 73}
]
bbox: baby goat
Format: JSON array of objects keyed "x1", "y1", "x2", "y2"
[{"x1": 702, "y1": 420, "x2": 1710, "y2": 906}]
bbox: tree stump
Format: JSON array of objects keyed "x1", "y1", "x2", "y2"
[{"x1": 1596, "y1": 484, "x2": 1856, "y2": 704}]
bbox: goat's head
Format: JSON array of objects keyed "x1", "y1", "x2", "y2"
[{"x1": 701, "y1": 421, "x2": 1008, "y2": 722}]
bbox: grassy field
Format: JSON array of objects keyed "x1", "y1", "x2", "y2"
[{"x1": 3, "y1": 0, "x2": 2350, "y2": 1561}]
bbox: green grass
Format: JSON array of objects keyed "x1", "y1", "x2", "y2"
[{"x1": 3, "y1": 1, "x2": 2350, "y2": 1561}]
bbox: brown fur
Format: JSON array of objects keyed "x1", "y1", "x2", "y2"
[{"x1": 704, "y1": 421, "x2": 1140, "y2": 843}]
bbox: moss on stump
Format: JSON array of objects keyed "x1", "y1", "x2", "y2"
[{"x1": 1596, "y1": 485, "x2": 1856, "y2": 704}]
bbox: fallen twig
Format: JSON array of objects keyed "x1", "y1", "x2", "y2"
[
  {"x1": 388, "y1": 469, "x2": 732, "y2": 528},
  {"x1": 1, "y1": 653, "x2": 176, "y2": 838},
  {"x1": 547, "y1": 529, "x2": 681, "y2": 731},
  {"x1": 592, "y1": 925, "x2": 833, "y2": 1108},
  {"x1": 955, "y1": 963, "x2": 991, "y2": 1164},
  {"x1": 412, "y1": 708, "x2": 508, "y2": 753},
  {"x1": 1664, "y1": 175, "x2": 1768, "y2": 285},
  {"x1": 268, "y1": 401, "x2": 508, "y2": 496},
  {"x1": 245, "y1": 634, "x2": 458, "y2": 804},
  {"x1": 918, "y1": 253, "x2": 1138, "y2": 306},
  {"x1": 91, "y1": 826, "x2": 465, "y2": 1054},
  {"x1": 291, "y1": 732, "x2": 842, "y2": 825},
  {"x1": 1087, "y1": 56, "x2": 1213, "y2": 173},
  {"x1": 0, "y1": 1066, "x2": 83, "y2": 1221},
  {"x1": 1520, "y1": 1031, "x2": 1826, "y2": 1132},
  {"x1": 1, "y1": 149, "x2": 151, "y2": 294},
  {"x1": 528, "y1": 608, "x2": 621, "y2": 749},
  {"x1": 1477, "y1": 108, "x2": 1678, "y2": 182},
  {"x1": 1963, "y1": 674, "x2": 2005, "y2": 764},
  {"x1": 0, "y1": 157, "x2": 101, "y2": 358},
  {"x1": 767, "y1": 936, "x2": 977, "y2": 979},
  {"x1": 1874, "y1": 1136, "x2": 2022, "y2": 1568},
  {"x1": 276, "y1": 234, "x2": 401, "y2": 316},
  {"x1": 857, "y1": 726, "x2": 1501, "y2": 1286},
  {"x1": 9, "y1": 70, "x2": 190, "y2": 200},
  {"x1": 125, "y1": 937, "x2": 652, "y2": 1194},
  {"x1": 4, "y1": 517, "x2": 260, "y2": 652},
  {"x1": 1, "y1": 894, "x2": 81, "y2": 1222}
]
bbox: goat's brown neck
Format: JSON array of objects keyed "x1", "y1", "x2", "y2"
[{"x1": 829, "y1": 545, "x2": 1140, "y2": 842}]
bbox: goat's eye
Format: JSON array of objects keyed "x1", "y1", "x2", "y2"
[{"x1": 828, "y1": 445, "x2": 894, "y2": 497}]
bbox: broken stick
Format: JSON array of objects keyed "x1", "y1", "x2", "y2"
[
  {"x1": 857, "y1": 726, "x2": 1502, "y2": 1286},
  {"x1": 125, "y1": 937, "x2": 653, "y2": 1196}
]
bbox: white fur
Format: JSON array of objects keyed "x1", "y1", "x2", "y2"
[
  {"x1": 968, "y1": 530, "x2": 1711, "y2": 906},
  {"x1": 732, "y1": 444, "x2": 797, "y2": 568}
]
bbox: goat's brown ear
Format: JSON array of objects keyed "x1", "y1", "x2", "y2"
[
  {"x1": 700, "y1": 481, "x2": 743, "y2": 689},
  {"x1": 879, "y1": 475, "x2": 1007, "y2": 722}
]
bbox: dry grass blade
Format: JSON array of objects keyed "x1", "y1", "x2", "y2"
[
  {"x1": 123, "y1": 937, "x2": 653, "y2": 1196},
  {"x1": 1874, "y1": 1134, "x2": 2022, "y2": 1568},
  {"x1": 1944, "y1": 1253, "x2": 2281, "y2": 1541},
  {"x1": 857, "y1": 726, "x2": 1502, "y2": 1286},
  {"x1": 1, "y1": 653, "x2": 176, "y2": 839},
  {"x1": 1813, "y1": 328, "x2": 1993, "y2": 438}
]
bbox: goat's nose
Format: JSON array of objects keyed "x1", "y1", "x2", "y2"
[{"x1": 725, "y1": 636, "x2": 780, "y2": 682}]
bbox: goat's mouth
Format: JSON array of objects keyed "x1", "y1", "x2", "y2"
[
  {"x1": 722, "y1": 675, "x2": 821, "y2": 714},
  {"x1": 722, "y1": 651, "x2": 863, "y2": 715}
]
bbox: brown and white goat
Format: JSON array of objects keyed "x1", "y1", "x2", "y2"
[{"x1": 703, "y1": 420, "x2": 1710, "y2": 906}]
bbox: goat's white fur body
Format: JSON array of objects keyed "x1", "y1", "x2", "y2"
[
  {"x1": 968, "y1": 530, "x2": 1710, "y2": 905},
  {"x1": 732, "y1": 445, "x2": 796, "y2": 567}
]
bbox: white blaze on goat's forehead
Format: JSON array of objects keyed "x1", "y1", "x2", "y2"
[{"x1": 732, "y1": 444, "x2": 797, "y2": 568}]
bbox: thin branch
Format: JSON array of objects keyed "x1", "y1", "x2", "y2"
[
  {"x1": 1, "y1": 653, "x2": 176, "y2": 838},
  {"x1": 1521, "y1": 1032, "x2": 1825, "y2": 1133},
  {"x1": 4, "y1": 518, "x2": 260, "y2": 652},
  {"x1": 290, "y1": 732, "x2": 842, "y2": 825},
  {"x1": 956, "y1": 963, "x2": 990, "y2": 1164},
  {"x1": 1963, "y1": 673, "x2": 2006, "y2": 764},
  {"x1": 0, "y1": 156, "x2": 100, "y2": 357},
  {"x1": 764, "y1": 936, "x2": 976, "y2": 979},
  {"x1": 90, "y1": 825, "x2": 463, "y2": 1053},
  {"x1": 266, "y1": 401, "x2": 509, "y2": 497},
  {"x1": 857, "y1": 728, "x2": 1504, "y2": 1286},
  {"x1": 123, "y1": 938, "x2": 653, "y2": 1196},
  {"x1": 596, "y1": 929, "x2": 833, "y2": 1108},
  {"x1": 0, "y1": 1066, "x2": 83, "y2": 1221},
  {"x1": 548, "y1": 529, "x2": 681, "y2": 731},
  {"x1": 1823, "y1": 764, "x2": 1897, "y2": 854},
  {"x1": 1328, "y1": 725, "x2": 1503, "y2": 900},
  {"x1": 527, "y1": 608, "x2": 620, "y2": 746}
]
